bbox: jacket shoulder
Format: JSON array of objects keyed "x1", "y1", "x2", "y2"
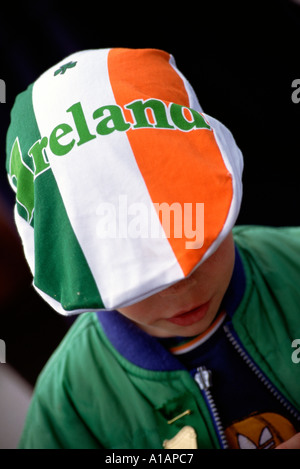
[{"x1": 233, "y1": 225, "x2": 300, "y2": 267}]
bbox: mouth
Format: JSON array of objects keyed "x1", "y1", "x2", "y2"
[{"x1": 166, "y1": 301, "x2": 210, "y2": 327}]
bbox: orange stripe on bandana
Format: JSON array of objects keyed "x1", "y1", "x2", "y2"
[{"x1": 108, "y1": 48, "x2": 233, "y2": 276}]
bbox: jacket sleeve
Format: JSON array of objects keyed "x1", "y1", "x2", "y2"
[{"x1": 18, "y1": 365, "x2": 103, "y2": 449}]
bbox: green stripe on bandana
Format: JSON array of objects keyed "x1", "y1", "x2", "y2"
[
  {"x1": 6, "y1": 84, "x2": 41, "y2": 226},
  {"x1": 33, "y1": 168, "x2": 104, "y2": 312},
  {"x1": 6, "y1": 83, "x2": 104, "y2": 313}
]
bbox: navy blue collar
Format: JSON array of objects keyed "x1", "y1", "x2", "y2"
[{"x1": 97, "y1": 245, "x2": 246, "y2": 371}]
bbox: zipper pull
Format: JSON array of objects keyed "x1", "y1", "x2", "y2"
[
  {"x1": 194, "y1": 365, "x2": 229, "y2": 449},
  {"x1": 194, "y1": 366, "x2": 212, "y2": 391}
]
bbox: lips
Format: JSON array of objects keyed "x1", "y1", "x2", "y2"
[{"x1": 166, "y1": 301, "x2": 210, "y2": 327}]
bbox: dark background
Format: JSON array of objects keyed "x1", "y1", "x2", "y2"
[{"x1": 1, "y1": 0, "x2": 300, "y2": 386}]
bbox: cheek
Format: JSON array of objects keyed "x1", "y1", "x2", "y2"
[
  {"x1": 200, "y1": 240, "x2": 235, "y2": 291},
  {"x1": 118, "y1": 300, "x2": 158, "y2": 325},
  {"x1": 214, "y1": 235, "x2": 235, "y2": 270},
  {"x1": 217, "y1": 249, "x2": 235, "y2": 293}
]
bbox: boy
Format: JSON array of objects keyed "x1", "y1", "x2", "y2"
[{"x1": 6, "y1": 48, "x2": 300, "y2": 449}]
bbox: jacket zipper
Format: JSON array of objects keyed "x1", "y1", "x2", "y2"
[
  {"x1": 194, "y1": 366, "x2": 229, "y2": 449},
  {"x1": 223, "y1": 323, "x2": 300, "y2": 424}
]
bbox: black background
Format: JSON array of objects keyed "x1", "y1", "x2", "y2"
[{"x1": 1, "y1": 0, "x2": 300, "y2": 385}]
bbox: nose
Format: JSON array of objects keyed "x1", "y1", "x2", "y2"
[{"x1": 158, "y1": 274, "x2": 197, "y2": 297}]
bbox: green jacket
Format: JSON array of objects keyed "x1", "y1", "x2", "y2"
[{"x1": 19, "y1": 226, "x2": 300, "y2": 449}]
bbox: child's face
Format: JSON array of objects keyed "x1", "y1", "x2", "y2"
[{"x1": 117, "y1": 233, "x2": 235, "y2": 338}]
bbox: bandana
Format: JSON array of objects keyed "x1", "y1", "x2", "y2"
[{"x1": 6, "y1": 48, "x2": 243, "y2": 315}]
